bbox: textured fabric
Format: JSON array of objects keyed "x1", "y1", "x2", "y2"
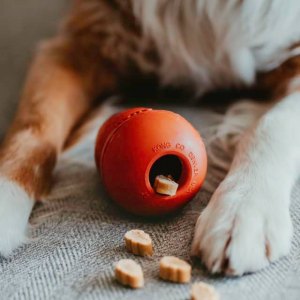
[{"x1": 0, "y1": 104, "x2": 298, "y2": 300}]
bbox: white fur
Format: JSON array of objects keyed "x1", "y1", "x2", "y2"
[
  {"x1": 133, "y1": 0, "x2": 300, "y2": 94},
  {"x1": 203, "y1": 100, "x2": 269, "y2": 193},
  {"x1": 0, "y1": 178, "x2": 34, "y2": 257},
  {"x1": 192, "y1": 92, "x2": 300, "y2": 275}
]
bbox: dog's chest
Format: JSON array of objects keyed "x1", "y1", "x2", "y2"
[{"x1": 131, "y1": 0, "x2": 300, "y2": 95}]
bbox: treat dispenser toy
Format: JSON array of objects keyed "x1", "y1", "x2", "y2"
[{"x1": 95, "y1": 107, "x2": 207, "y2": 216}]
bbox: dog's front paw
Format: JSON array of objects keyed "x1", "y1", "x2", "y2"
[
  {"x1": 0, "y1": 178, "x2": 34, "y2": 257},
  {"x1": 191, "y1": 177, "x2": 293, "y2": 276}
]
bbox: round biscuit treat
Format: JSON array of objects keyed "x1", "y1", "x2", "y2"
[
  {"x1": 115, "y1": 259, "x2": 144, "y2": 289},
  {"x1": 154, "y1": 175, "x2": 179, "y2": 196},
  {"x1": 159, "y1": 256, "x2": 191, "y2": 283},
  {"x1": 124, "y1": 229, "x2": 153, "y2": 256},
  {"x1": 191, "y1": 282, "x2": 219, "y2": 300}
]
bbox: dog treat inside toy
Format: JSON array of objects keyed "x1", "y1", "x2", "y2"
[
  {"x1": 115, "y1": 259, "x2": 144, "y2": 288},
  {"x1": 191, "y1": 282, "x2": 219, "y2": 300},
  {"x1": 125, "y1": 229, "x2": 153, "y2": 256},
  {"x1": 159, "y1": 256, "x2": 191, "y2": 283},
  {"x1": 154, "y1": 175, "x2": 179, "y2": 196}
]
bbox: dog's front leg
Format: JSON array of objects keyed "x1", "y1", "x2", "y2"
[
  {"x1": 192, "y1": 88, "x2": 300, "y2": 275},
  {"x1": 0, "y1": 38, "x2": 116, "y2": 256}
]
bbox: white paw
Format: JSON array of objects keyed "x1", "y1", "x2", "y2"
[
  {"x1": 0, "y1": 178, "x2": 34, "y2": 257},
  {"x1": 191, "y1": 176, "x2": 293, "y2": 276}
]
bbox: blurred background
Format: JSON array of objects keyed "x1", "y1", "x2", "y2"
[{"x1": 0, "y1": 0, "x2": 70, "y2": 139}]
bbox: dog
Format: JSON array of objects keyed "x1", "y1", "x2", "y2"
[{"x1": 1, "y1": 0, "x2": 300, "y2": 276}]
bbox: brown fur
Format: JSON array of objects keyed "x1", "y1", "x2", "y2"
[{"x1": 259, "y1": 55, "x2": 300, "y2": 98}]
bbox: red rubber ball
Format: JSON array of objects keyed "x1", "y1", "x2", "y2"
[{"x1": 95, "y1": 107, "x2": 207, "y2": 216}]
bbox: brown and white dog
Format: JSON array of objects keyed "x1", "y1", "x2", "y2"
[{"x1": 1, "y1": 0, "x2": 300, "y2": 276}]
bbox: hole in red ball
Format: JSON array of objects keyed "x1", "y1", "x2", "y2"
[{"x1": 149, "y1": 155, "x2": 183, "y2": 188}]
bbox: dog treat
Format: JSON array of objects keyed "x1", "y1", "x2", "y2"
[
  {"x1": 191, "y1": 282, "x2": 219, "y2": 300},
  {"x1": 154, "y1": 175, "x2": 179, "y2": 196},
  {"x1": 125, "y1": 229, "x2": 153, "y2": 256},
  {"x1": 115, "y1": 259, "x2": 144, "y2": 288},
  {"x1": 159, "y1": 256, "x2": 191, "y2": 283}
]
